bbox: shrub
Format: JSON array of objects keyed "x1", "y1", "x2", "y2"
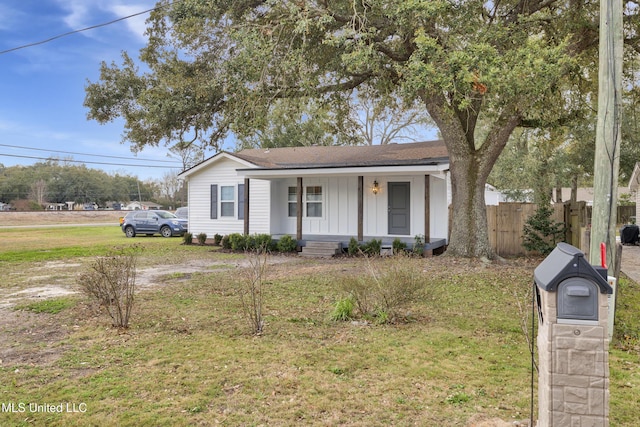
[
  {"x1": 340, "y1": 253, "x2": 424, "y2": 323},
  {"x1": 221, "y1": 235, "x2": 231, "y2": 250},
  {"x1": 78, "y1": 247, "x2": 138, "y2": 328},
  {"x1": 330, "y1": 297, "x2": 355, "y2": 321},
  {"x1": 522, "y1": 204, "x2": 565, "y2": 255},
  {"x1": 238, "y1": 249, "x2": 269, "y2": 335},
  {"x1": 392, "y1": 238, "x2": 407, "y2": 254},
  {"x1": 361, "y1": 239, "x2": 382, "y2": 256},
  {"x1": 277, "y1": 235, "x2": 297, "y2": 252},
  {"x1": 197, "y1": 232, "x2": 208, "y2": 245},
  {"x1": 413, "y1": 234, "x2": 425, "y2": 256},
  {"x1": 228, "y1": 233, "x2": 248, "y2": 251},
  {"x1": 182, "y1": 232, "x2": 193, "y2": 245},
  {"x1": 213, "y1": 233, "x2": 223, "y2": 246},
  {"x1": 253, "y1": 234, "x2": 274, "y2": 252},
  {"x1": 348, "y1": 237, "x2": 360, "y2": 256}
]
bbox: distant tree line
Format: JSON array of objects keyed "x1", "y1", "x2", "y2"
[{"x1": 0, "y1": 160, "x2": 185, "y2": 210}]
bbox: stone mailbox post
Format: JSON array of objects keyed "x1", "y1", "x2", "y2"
[{"x1": 534, "y1": 242, "x2": 613, "y2": 427}]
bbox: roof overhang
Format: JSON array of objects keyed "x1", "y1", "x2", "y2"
[
  {"x1": 237, "y1": 162, "x2": 450, "y2": 179},
  {"x1": 178, "y1": 152, "x2": 257, "y2": 179}
]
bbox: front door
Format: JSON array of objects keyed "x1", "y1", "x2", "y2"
[{"x1": 388, "y1": 182, "x2": 410, "y2": 235}]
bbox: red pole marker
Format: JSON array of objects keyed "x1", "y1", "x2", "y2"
[{"x1": 600, "y1": 242, "x2": 607, "y2": 269}]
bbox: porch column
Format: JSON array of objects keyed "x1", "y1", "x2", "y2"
[
  {"x1": 243, "y1": 178, "x2": 250, "y2": 235},
  {"x1": 424, "y1": 175, "x2": 431, "y2": 243},
  {"x1": 297, "y1": 177, "x2": 303, "y2": 241},
  {"x1": 358, "y1": 176, "x2": 364, "y2": 241}
]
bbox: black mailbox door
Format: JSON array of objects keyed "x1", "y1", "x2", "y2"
[{"x1": 557, "y1": 278, "x2": 599, "y2": 321}]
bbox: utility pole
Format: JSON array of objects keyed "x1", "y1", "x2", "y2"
[{"x1": 590, "y1": 0, "x2": 623, "y2": 269}]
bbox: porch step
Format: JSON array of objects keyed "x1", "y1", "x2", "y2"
[{"x1": 300, "y1": 241, "x2": 342, "y2": 258}]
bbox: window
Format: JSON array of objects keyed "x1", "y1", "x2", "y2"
[
  {"x1": 288, "y1": 186, "x2": 297, "y2": 217},
  {"x1": 220, "y1": 186, "x2": 235, "y2": 217},
  {"x1": 306, "y1": 186, "x2": 322, "y2": 217}
]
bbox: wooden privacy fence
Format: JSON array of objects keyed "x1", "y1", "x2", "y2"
[
  {"x1": 487, "y1": 203, "x2": 563, "y2": 257},
  {"x1": 483, "y1": 202, "x2": 636, "y2": 257}
]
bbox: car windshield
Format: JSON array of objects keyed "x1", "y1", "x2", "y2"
[{"x1": 156, "y1": 211, "x2": 176, "y2": 219}]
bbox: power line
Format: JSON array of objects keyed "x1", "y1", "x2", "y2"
[
  {"x1": 0, "y1": 1, "x2": 180, "y2": 56},
  {"x1": 0, "y1": 143, "x2": 181, "y2": 164},
  {"x1": 0, "y1": 152, "x2": 180, "y2": 169}
]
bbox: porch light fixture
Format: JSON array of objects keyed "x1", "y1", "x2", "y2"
[{"x1": 372, "y1": 180, "x2": 379, "y2": 195}]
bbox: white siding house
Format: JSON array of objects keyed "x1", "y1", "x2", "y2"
[
  {"x1": 178, "y1": 154, "x2": 271, "y2": 237},
  {"x1": 178, "y1": 141, "x2": 450, "y2": 250}
]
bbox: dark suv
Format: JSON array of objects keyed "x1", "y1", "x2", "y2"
[{"x1": 121, "y1": 210, "x2": 187, "y2": 238}]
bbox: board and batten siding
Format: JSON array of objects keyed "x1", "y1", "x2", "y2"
[
  {"x1": 186, "y1": 157, "x2": 270, "y2": 237},
  {"x1": 363, "y1": 175, "x2": 448, "y2": 239},
  {"x1": 268, "y1": 174, "x2": 448, "y2": 240},
  {"x1": 269, "y1": 177, "x2": 359, "y2": 236}
]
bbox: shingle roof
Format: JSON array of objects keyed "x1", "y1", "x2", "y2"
[{"x1": 233, "y1": 140, "x2": 448, "y2": 169}]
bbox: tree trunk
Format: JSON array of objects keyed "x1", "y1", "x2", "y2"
[
  {"x1": 448, "y1": 153, "x2": 494, "y2": 258},
  {"x1": 424, "y1": 94, "x2": 521, "y2": 258}
]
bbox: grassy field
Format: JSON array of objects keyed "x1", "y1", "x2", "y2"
[{"x1": 0, "y1": 226, "x2": 638, "y2": 426}]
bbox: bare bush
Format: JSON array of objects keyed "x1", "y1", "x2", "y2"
[
  {"x1": 78, "y1": 247, "x2": 138, "y2": 328},
  {"x1": 341, "y1": 253, "x2": 425, "y2": 323},
  {"x1": 238, "y1": 249, "x2": 269, "y2": 335}
]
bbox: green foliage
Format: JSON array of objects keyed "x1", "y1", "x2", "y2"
[
  {"x1": 197, "y1": 232, "x2": 208, "y2": 245},
  {"x1": 392, "y1": 238, "x2": 407, "y2": 254},
  {"x1": 276, "y1": 235, "x2": 297, "y2": 252},
  {"x1": 0, "y1": 161, "x2": 154, "y2": 206},
  {"x1": 446, "y1": 391, "x2": 472, "y2": 405},
  {"x1": 228, "y1": 233, "x2": 249, "y2": 251},
  {"x1": 213, "y1": 233, "x2": 223, "y2": 245},
  {"x1": 522, "y1": 204, "x2": 566, "y2": 255},
  {"x1": 413, "y1": 234, "x2": 425, "y2": 256},
  {"x1": 330, "y1": 297, "x2": 355, "y2": 321},
  {"x1": 182, "y1": 232, "x2": 193, "y2": 245},
  {"x1": 17, "y1": 298, "x2": 75, "y2": 314},
  {"x1": 619, "y1": 193, "x2": 635, "y2": 206},
  {"x1": 83, "y1": 0, "x2": 633, "y2": 258},
  {"x1": 253, "y1": 234, "x2": 274, "y2": 252},
  {"x1": 221, "y1": 235, "x2": 231, "y2": 250},
  {"x1": 361, "y1": 239, "x2": 382, "y2": 257},
  {"x1": 228, "y1": 233, "x2": 274, "y2": 252},
  {"x1": 348, "y1": 237, "x2": 360, "y2": 256}
]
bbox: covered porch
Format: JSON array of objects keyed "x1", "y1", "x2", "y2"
[{"x1": 238, "y1": 167, "x2": 449, "y2": 247}]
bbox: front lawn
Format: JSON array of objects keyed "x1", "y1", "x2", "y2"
[{"x1": 0, "y1": 229, "x2": 638, "y2": 426}]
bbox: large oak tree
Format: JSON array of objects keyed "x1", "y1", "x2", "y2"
[{"x1": 86, "y1": 0, "x2": 640, "y2": 257}]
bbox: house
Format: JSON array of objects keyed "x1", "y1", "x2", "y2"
[
  {"x1": 551, "y1": 187, "x2": 632, "y2": 205},
  {"x1": 178, "y1": 141, "x2": 450, "y2": 252},
  {"x1": 484, "y1": 184, "x2": 508, "y2": 205},
  {"x1": 124, "y1": 201, "x2": 162, "y2": 211}
]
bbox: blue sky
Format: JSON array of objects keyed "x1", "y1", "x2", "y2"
[
  {"x1": 0, "y1": 0, "x2": 201, "y2": 180},
  {"x1": 0, "y1": 1, "x2": 439, "y2": 182}
]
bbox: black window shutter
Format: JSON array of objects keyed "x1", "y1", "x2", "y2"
[
  {"x1": 238, "y1": 184, "x2": 245, "y2": 220},
  {"x1": 210, "y1": 184, "x2": 218, "y2": 219}
]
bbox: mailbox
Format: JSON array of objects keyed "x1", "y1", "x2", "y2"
[
  {"x1": 534, "y1": 242, "x2": 612, "y2": 322},
  {"x1": 557, "y1": 278, "x2": 598, "y2": 320}
]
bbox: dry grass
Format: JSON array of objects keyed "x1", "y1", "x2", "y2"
[
  {"x1": 0, "y1": 210, "x2": 122, "y2": 226},
  {"x1": 0, "y1": 226, "x2": 638, "y2": 426}
]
